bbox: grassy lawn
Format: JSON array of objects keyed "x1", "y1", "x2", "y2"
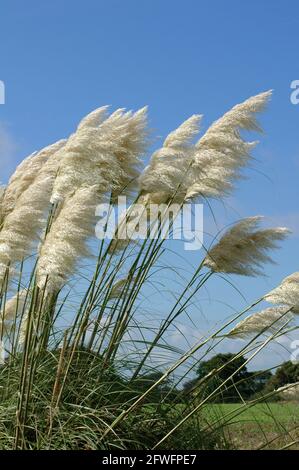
[{"x1": 204, "y1": 403, "x2": 299, "y2": 449}]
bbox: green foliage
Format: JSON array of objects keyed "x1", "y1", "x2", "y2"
[
  {"x1": 184, "y1": 353, "x2": 273, "y2": 403},
  {"x1": 0, "y1": 350, "x2": 222, "y2": 450},
  {"x1": 263, "y1": 361, "x2": 299, "y2": 393}
]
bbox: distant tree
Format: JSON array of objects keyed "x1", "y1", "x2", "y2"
[
  {"x1": 183, "y1": 353, "x2": 273, "y2": 403},
  {"x1": 263, "y1": 361, "x2": 299, "y2": 393},
  {"x1": 250, "y1": 370, "x2": 272, "y2": 390},
  {"x1": 183, "y1": 377, "x2": 198, "y2": 393},
  {"x1": 247, "y1": 370, "x2": 273, "y2": 399}
]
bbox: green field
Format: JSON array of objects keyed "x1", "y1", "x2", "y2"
[{"x1": 204, "y1": 403, "x2": 299, "y2": 449}]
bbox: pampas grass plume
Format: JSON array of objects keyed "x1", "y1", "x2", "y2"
[{"x1": 203, "y1": 216, "x2": 290, "y2": 276}]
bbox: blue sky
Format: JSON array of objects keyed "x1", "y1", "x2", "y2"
[{"x1": 1, "y1": 0, "x2": 299, "y2": 369}]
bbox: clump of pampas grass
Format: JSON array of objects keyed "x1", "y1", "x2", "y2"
[
  {"x1": 0, "y1": 91, "x2": 298, "y2": 451},
  {"x1": 36, "y1": 107, "x2": 149, "y2": 293},
  {"x1": 0, "y1": 106, "x2": 148, "y2": 287},
  {"x1": 139, "y1": 91, "x2": 272, "y2": 204}
]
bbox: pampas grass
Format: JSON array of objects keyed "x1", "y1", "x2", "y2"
[
  {"x1": 51, "y1": 107, "x2": 148, "y2": 204},
  {"x1": 1, "y1": 140, "x2": 66, "y2": 222},
  {"x1": 0, "y1": 140, "x2": 67, "y2": 284},
  {"x1": 0, "y1": 289, "x2": 28, "y2": 335},
  {"x1": 265, "y1": 272, "x2": 299, "y2": 313},
  {"x1": 185, "y1": 91, "x2": 272, "y2": 200},
  {"x1": 36, "y1": 186, "x2": 99, "y2": 293},
  {"x1": 0, "y1": 92, "x2": 298, "y2": 450},
  {"x1": 276, "y1": 382, "x2": 299, "y2": 400},
  {"x1": 139, "y1": 91, "x2": 271, "y2": 204},
  {"x1": 226, "y1": 307, "x2": 293, "y2": 338},
  {"x1": 203, "y1": 216, "x2": 290, "y2": 275},
  {"x1": 139, "y1": 114, "x2": 202, "y2": 203}
]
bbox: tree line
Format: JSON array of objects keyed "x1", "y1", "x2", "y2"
[{"x1": 182, "y1": 353, "x2": 299, "y2": 402}]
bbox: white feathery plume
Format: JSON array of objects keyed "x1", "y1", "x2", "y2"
[
  {"x1": 18, "y1": 311, "x2": 28, "y2": 346},
  {"x1": 185, "y1": 91, "x2": 272, "y2": 200},
  {"x1": 276, "y1": 382, "x2": 299, "y2": 401},
  {"x1": 203, "y1": 216, "x2": 290, "y2": 276},
  {"x1": 76, "y1": 106, "x2": 109, "y2": 130},
  {"x1": 36, "y1": 186, "x2": 99, "y2": 294},
  {"x1": 227, "y1": 306, "x2": 293, "y2": 339},
  {"x1": 0, "y1": 140, "x2": 67, "y2": 284},
  {"x1": 1, "y1": 140, "x2": 66, "y2": 221},
  {"x1": 264, "y1": 272, "x2": 299, "y2": 313},
  {"x1": 51, "y1": 106, "x2": 148, "y2": 204},
  {"x1": 0, "y1": 342, "x2": 4, "y2": 364},
  {"x1": 139, "y1": 115, "x2": 202, "y2": 203},
  {"x1": 0, "y1": 289, "x2": 28, "y2": 334},
  {"x1": 112, "y1": 106, "x2": 149, "y2": 198},
  {"x1": 163, "y1": 115, "x2": 202, "y2": 148},
  {"x1": 108, "y1": 277, "x2": 134, "y2": 300},
  {"x1": 139, "y1": 91, "x2": 271, "y2": 203},
  {"x1": 0, "y1": 186, "x2": 5, "y2": 202},
  {"x1": 0, "y1": 106, "x2": 147, "y2": 289}
]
